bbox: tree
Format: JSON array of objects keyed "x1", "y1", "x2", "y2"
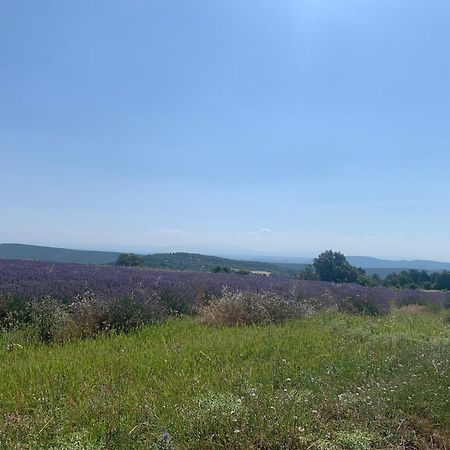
[
  {"x1": 212, "y1": 266, "x2": 230, "y2": 273},
  {"x1": 435, "y1": 271, "x2": 450, "y2": 290},
  {"x1": 384, "y1": 269, "x2": 432, "y2": 290},
  {"x1": 116, "y1": 253, "x2": 146, "y2": 267},
  {"x1": 369, "y1": 273, "x2": 382, "y2": 286},
  {"x1": 295, "y1": 265, "x2": 319, "y2": 280},
  {"x1": 313, "y1": 250, "x2": 360, "y2": 283}
]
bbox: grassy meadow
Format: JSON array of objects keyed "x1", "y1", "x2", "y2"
[{"x1": 1, "y1": 310, "x2": 449, "y2": 449}]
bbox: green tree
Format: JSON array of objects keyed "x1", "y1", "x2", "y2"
[
  {"x1": 212, "y1": 266, "x2": 230, "y2": 273},
  {"x1": 116, "y1": 253, "x2": 146, "y2": 267},
  {"x1": 435, "y1": 271, "x2": 450, "y2": 290},
  {"x1": 313, "y1": 250, "x2": 361, "y2": 283},
  {"x1": 295, "y1": 264, "x2": 319, "y2": 280}
]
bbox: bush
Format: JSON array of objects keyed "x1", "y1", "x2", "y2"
[
  {"x1": 199, "y1": 290, "x2": 302, "y2": 326},
  {"x1": 338, "y1": 293, "x2": 389, "y2": 316},
  {"x1": 398, "y1": 296, "x2": 427, "y2": 307},
  {"x1": 11, "y1": 291, "x2": 167, "y2": 343},
  {"x1": 105, "y1": 294, "x2": 165, "y2": 332},
  {"x1": 398, "y1": 295, "x2": 442, "y2": 313},
  {"x1": 69, "y1": 290, "x2": 165, "y2": 337},
  {"x1": 157, "y1": 285, "x2": 195, "y2": 315},
  {"x1": 0, "y1": 294, "x2": 30, "y2": 331},
  {"x1": 116, "y1": 253, "x2": 146, "y2": 267},
  {"x1": 28, "y1": 298, "x2": 77, "y2": 343}
]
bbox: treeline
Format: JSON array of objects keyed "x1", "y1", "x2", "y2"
[
  {"x1": 115, "y1": 252, "x2": 297, "y2": 277},
  {"x1": 296, "y1": 251, "x2": 450, "y2": 291},
  {"x1": 117, "y1": 250, "x2": 450, "y2": 291},
  {"x1": 383, "y1": 269, "x2": 450, "y2": 290}
]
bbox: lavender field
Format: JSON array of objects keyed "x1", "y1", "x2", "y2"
[{"x1": 1, "y1": 258, "x2": 448, "y2": 319}]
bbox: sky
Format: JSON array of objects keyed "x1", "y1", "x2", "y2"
[{"x1": 1, "y1": 0, "x2": 450, "y2": 260}]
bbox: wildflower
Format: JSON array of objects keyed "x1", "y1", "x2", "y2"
[{"x1": 162, "y1": 432, "x2": 171, "y2": 442}]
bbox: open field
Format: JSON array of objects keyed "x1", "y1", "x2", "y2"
[
  {"x1": 1, "y1": 259, "x2": 449, "y2": 448},
  {"x1": 1, "y1": 311, "x2": 449, "y2": 449}
]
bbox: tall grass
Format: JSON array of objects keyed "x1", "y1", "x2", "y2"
[{"x1": 1, "y1": 311, "x2": 449, "y2": 449}]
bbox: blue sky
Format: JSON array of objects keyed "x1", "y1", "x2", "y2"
[{"x1": 1, "y1": 0, "x2": 449, "y2": 260}]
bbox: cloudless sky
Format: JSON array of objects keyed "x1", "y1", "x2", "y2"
[{"x1": 1, "y1": 0, "x2": 449, "y2": 259}]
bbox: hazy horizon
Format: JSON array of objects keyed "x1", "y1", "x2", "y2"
[
  {"x1": 2, "y1": 1, "x2": 449, "y2": 260},
  {"x1": 3, "y1": 241, "x2": 450, "y2": 264}
]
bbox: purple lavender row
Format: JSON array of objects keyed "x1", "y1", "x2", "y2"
[{"x1": 0, "y1": 259, "x2": 447, "y2": 314}]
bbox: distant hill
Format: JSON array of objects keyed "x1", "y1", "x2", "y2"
[
  {"x1": 232, "y1": 254, "x2": 450, "y2": 276},
  {"x1": 143, "y1": 252, "x2": 302, "y2": 277},
  {"x1": 0, "y1": 243, "x2": 120, "y2": 265},
  {"x1": 0, "y1": 244, "x2": 303, "y2": 276},
  {"x1": 347, "y1": 256, "x2": 450, "y2": 272},
  {"x1": 2, "y1": 243, "x2": 450, "y2": 278}
]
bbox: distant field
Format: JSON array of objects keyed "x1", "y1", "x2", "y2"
[{"x1": 1, "y1": 311, "x2": 449, "y2": 449}]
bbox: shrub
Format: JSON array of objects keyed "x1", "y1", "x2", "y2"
[
  {"x1": 157, "y1": 284, "x2": 195, "y2": 315},
  {"x1": 18, "y1": 291, "x2": 167, "y2": 343},
  {"x1": 338, "y1": 293, "x2": 389, "y2": 316},
  {"x1": 397, "y1": 295, "x2": 442, "y2": 313},
  {"x1": 0, "y1": 294, "x2": 30, "y2": 331},
  {"x1": 105, "y1": 294, "x2": 165, "y2": 332},
  {"x1": 199, "y1": 290, "x2": 302, "y2": 326},
  {"x1": 68, "y1": 291, "x2": 113, "y2": 338},
  {"x1": 116, "y1": 253, "x2": 146, "y2": 267},
  {"x1": 70, "y1": 290, "x2": 165, "y2": 337},
  {"x1": 28, "y1": 297, "x2": 77, "y2": 343},
  {"x1": 398, "y1": 296, "x2": 427, "y2": 307}
]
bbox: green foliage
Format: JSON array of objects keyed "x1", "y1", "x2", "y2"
[
  {"x1": 338, "y1": 295, "x2": 387, "y2": 316},
  {"x1": 9, "y1": 292, "x2": 165, "y2": 344},
  {"x1": 28, "y1": 297, "x2": 75, "y2": 343},
  {"x1": 368, "y1": 273, "x2": 382, "y2": 287},
  {"x1": 383, "y1": 269, "x2": 450, "y2": 291},
  {"x1": 116, "y1": 253, "x2": 146, "y2": 267},
  {"x1": 144, "y1": 252, "x2": 296, "y2": 276},
  {"x1": 0, "y1": 294, "x2": 30, "y2": 331},
  {"x1": 384, "y1": 269, "x2": 432, "y2": 290},
  {"x1": 295, "y1": 265, "x2": 319, "y2": 280},
  {"x1": 335, "y1": 430, "x2": 374, "y2": 450},
  {"x1": 212, "y1": 266, "x2": 230, "y2": 273},
  {"x1": 313, "y1": 251, "x2": 362, "y2": 283},
  {"x1": 1, "y1": 312, "x2": 449, "y2": 449},
  {"x1": 435, "y1": 270, "x2": 450, "y2": 290},
  {"x1": 49, "y1": 431, "x2": 105, "y2": 450}
]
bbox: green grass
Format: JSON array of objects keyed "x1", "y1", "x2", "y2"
[{"x1": 1, "y1": 311, "x2": 449, "y2": 449}]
